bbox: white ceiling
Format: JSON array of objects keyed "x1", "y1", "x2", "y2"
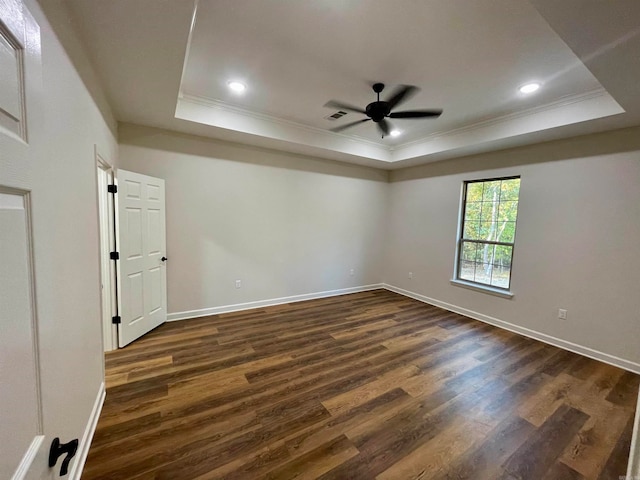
[{"x1": 62, "y1": 0, "x2": 640, "y2": 169}]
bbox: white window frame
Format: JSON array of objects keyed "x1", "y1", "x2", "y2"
[{"x1": 451, "y1": 175, "x2": 520, "y2": 298}]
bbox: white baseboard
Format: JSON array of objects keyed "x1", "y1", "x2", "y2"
[
  {"x1": 383, "y1": 283, "x2": 640, "y2": 375},
  {"x1": 167, "y1": 284, "x2": 385, "y2": 321},
  {"x1": 69, "y1": 382, "x2": 106, "y2": 480},
  {"x1": 11, "y1": 435, "x2": 45, "y2": 480}
]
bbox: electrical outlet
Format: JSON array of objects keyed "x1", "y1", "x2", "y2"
[
  {"x1": 558, "y1": 308, "x2": 567, "y2": 320},
  {"x1": 408, "y1": 272, "x2": 413, "y2": 279},
  {"x1": 235, "y1": 280, "x2": 242, "y2": 289},
  {"x1": 350, "y1": 269, "x2": 354, "y2": 276}
]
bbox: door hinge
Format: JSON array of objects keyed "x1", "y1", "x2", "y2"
[
  {"x1": 110, "y1": 251, "x2": 119, "y2": 260},
  {"x1": 112, "y1": 315, "x2": 121, "y2": 324},
  {"x1": 107, "y1": 184, "x2": 118, "y2": 193}
]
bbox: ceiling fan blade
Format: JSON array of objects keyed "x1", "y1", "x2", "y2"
[
  {"x1": 330, "y1": 118, "x2": 371, "y2": 133},
  {"x1": 389, "y1": 109, "x2": 443, "y2": 119},
  {"x1": 386, "y1": 85, "x2": 418, "y2": 110},
  {"x1": 324, "y1": 100, "x2": 367, "y2": 115},
  {"x1": 378, "y1": 118, "x2": 391, "y2": 137}
]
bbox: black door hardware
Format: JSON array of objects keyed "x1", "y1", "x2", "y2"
[
  {"x1": 49, "y1": 437, "x2": 78, "y2": 476},
  {"x1": 161, "y1": 256, "x2": 167, "y2": 262}
]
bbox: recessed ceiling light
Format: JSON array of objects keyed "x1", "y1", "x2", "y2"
[
  {"x1": 519, "y1": 82, "x2": 541, "y2": 94},
  {"x1": 227, "y1": 81, "x2": 246, "y2": 93},
  {"x1": 390, "y1": 129, "x2": 401, "y2": 137}
]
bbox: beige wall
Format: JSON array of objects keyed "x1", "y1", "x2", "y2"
[
  {"x1": 118, "y1": 123, "x2": 640, "y2": 369},
  {"x1": 385, "y1": 127, "x2": 640, "y2": 368},
  {"x1": 118, "y1": 124, "x2": 388, "y2": 316},
  {"x1": 26, "y1": 0, "x2": 118, "y2": 470}
]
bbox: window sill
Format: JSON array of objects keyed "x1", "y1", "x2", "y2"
[{"x1": 450, "y1": 279, "x2": 514, "y2": 299}]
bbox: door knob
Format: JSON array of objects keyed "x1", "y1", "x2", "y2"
[
  {"x1": 161, "y1": 256, "x2": 167, "y2": 262},
  {"x1": 49, "y1": 437, "x2": 78, "y2": 476}
]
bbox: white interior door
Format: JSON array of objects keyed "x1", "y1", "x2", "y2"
[
  {"x1": 116, "y1": 169, "x2": 167, "y2": 347},
  {"x1": 0, "y1": 1, "x2": 52, "y2": 478}
]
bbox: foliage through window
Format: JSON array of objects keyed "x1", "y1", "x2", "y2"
[{"x1": 456, "y1": 177, "x2": 520, "y2": 290}]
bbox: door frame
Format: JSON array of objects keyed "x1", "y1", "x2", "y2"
[{"x1": 95, "y1": 147, "x2": 118, "y2": 352}]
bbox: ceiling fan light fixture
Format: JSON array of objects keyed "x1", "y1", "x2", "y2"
[
  {"x1": 519, "y1": 82, "x2": 541, "y2": 94},
  {"x1": 390, "y1": 129, "x2": 401, "y2": 137},
  {"x1": 227, "y1": 81, "x2": 246, "y2": 93}
]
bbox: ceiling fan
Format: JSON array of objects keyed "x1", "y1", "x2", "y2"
[{"x1": 325, "y1": 83, "x2": 442, "y2": 138}]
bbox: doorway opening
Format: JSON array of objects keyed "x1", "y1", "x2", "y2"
[{"x1": 96, "y1": 162, "x2": 168, "y2": 352}]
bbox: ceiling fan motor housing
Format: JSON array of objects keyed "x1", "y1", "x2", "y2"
[{"x1": 366, "y1": 102, "x2": 390, "y2": 122}]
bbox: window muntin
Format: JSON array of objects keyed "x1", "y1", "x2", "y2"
[{"x1": 456, "y1": 177, "x2": 520, "y2": 290}]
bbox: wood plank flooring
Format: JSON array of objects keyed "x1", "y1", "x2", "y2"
[{"x1": 82, "y1": 290, "x2": 639, "y2": 479}]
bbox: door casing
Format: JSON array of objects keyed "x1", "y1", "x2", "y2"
[{"x1": 96, "y1": 150, "x2": 117, "y2": 352}]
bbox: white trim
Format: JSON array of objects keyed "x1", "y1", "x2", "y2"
[
  {"x1": 179, "y1": 93, "x2": 386, "y2": 151},
  {"x1": 628, "y1": 389, "x2": 640, "y2": 479},
  {"x1": 176, "y1": 0, "x2": 200, "y2": 101},
  {"x1": 382, "y1": 283, "x2": 640, "y2": 374},
  {"x1": 11, "y1": 435, "x2": 44, "y2": 480},
  {"x1": 96, "y1": 163, "x2": 113, "y2": 352},
  {"x1": 167, "y1": 284, "x2": 384, "y2": 321},
  {"x1": 175, "y1": 94, "x2": 391, "y2": 163},
  {"x1": 68, "y1": 382, "x2": 106, "y2": 480},
  {"x1": 450, "y1": 279, "x2": 514, "y2": 299},
  {"x1": 390, "y1": 88, "x2": 608, "y2": 152},
  {"x1": 181, "y1": 89, "x2": 609, "y2": 158},
  {"x1": 95, "y1": 149, "x2": 117, "y2": 353}
]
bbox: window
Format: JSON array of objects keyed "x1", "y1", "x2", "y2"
[{"x1": 455, "y1": 176, "x2": 520, "y2": 291}]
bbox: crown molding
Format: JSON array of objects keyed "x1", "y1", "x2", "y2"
[
  {"x1": 179, "y1": 92, "x2": 388, "y2": 151},
  {"x1": 178, "y1": 86, "x2": 619, "y2": 164},
  {"x1": 389, "y1": 88, "x2": 610, "y2": 152}
]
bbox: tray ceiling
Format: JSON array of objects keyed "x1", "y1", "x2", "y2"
[{"x1": 62, "y1": 0, "x2": 640, "y2": 168}]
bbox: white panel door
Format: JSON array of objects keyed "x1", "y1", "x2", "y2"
[
  {"x1": 0, "y1": 1, "x2": 53, "y2": 478},
  {"x1": 117, "y1": 169, "x2": 167, "y2": 347}
]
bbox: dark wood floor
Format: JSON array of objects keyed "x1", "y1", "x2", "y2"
[{"x1": 82, "y1": 290, "x2": 639, "y2": 480}]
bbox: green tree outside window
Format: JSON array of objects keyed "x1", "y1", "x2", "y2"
[{"x1": 457, "y1": 177, "x2": 520, "y2": 289}]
